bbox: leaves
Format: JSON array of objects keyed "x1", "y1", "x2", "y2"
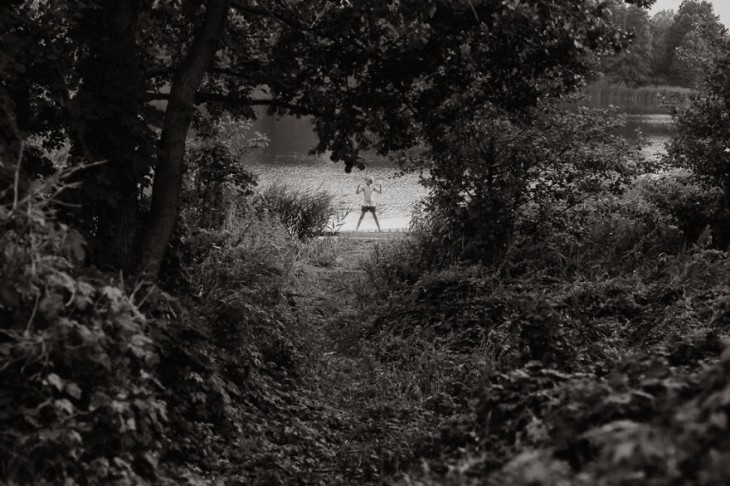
[
  {"x1": 0, "y1": 195, "x2": 164, "y2": 484},
  {"x1": 668, "y1": 40, "x2": 730, "y2": 209},
  {"x1": 0, "y1": 282, "x2": 20, "y2": 308},
  {"x1": 64, "y1": 229, "x2": 86, "y2": 263},
  {"x1": 46, "y1": 374, "x2": 64, "y2": 392},
  {"x1": 410, "y1": 102, "x2": 641, "y2": 265}
]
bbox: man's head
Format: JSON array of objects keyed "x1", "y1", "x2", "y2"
[{"x1": 365, "y1": 177, "x2": 373, "y2": 185}]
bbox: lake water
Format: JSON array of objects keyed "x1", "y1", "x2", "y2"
[
  {"x1": 249, "y1": 157, "x2": 426, "y2": 232},
  {"x1": 621, "y1": 113, "x2": 674, "y2": 161},
  {"x1": 248, "y1": 104, "x2": 674, "y2": 231}
]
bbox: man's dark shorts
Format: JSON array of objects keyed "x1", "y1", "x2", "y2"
[{"x1": 361, "y1": 205, "x2": 376, "y2": 213}]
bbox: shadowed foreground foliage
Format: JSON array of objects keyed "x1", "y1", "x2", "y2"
[
  {"x1": 0, "y1": 173, "x2": 166, "y2": 483},
  {"x1": 4, "y1": 119, "x2": 730, "y2": 485},
  {"x1": 358, "y1": 175, "x2": 730, "y2": 484}
]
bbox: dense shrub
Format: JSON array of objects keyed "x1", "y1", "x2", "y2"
[
  {"x1": 382, "y1": 245, "x2": 730, "y2": 485},
  {"x1": 668, "y1": 40, "x2": 730, "y2": 196},
  {"x1": 360, "y1": 238, "x2": 430, "y2": 295},
  {"x1": 425, "y1": 338, "x2": 730, "y2": 486},
  {"x1": 0, "y1": 175, "x2": 166, "y2": 484},
  {"x1": 632, "y1": 169, "x2": 723, "y2": 243},
  {"x1": 526, "y1": 188, "x2": 682, "y2": 276},
  {"x1": 181, "y1": 114, "x2": 266, "y2": 231},
  {"x1": 183, "y1": 140, "x2": 258, "y2": 232},
  {"x1": 183, "y1": 209, "x2": 296, "y2": 307},
  {"x1": 666, "y1": 41, "x2": 730, "y2": 248},
  {"x1": 154, "y1": 195, "x2": 334, "y2": 483},
  {"x1": 504, "y1": 170, "x2": 721, "y2": 278},
  {"x1": 403, "y1": 102, "x2": 640, "y2": 266},
  {"x1": 184, "y1": 142, "x2": 256, "y2": 230},
  {"x1": 260, "y1": 182, "x2": 335, "y2": 240}
]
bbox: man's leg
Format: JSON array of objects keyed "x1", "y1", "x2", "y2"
[
  {"x1": 356, "y1": 210, "x2": 366, "y2": 230},
  {"x1": 372, "y1": 211, "x2": 381, "y2": 232}
]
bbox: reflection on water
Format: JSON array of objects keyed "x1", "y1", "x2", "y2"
[
  {"x1": 622, "y1": 114, "x2": 674, "y2": 138},
  {"x1": 619, "y1": 114, "x2": 674, "y2": 161},
  {"x1": 250, "y1": 108, "x2": 394, "y2": 166},
  {"x1": 253, "y1": 110, "x2": 317, "y2": 163},
  {"x1": 571, "y1": 84, "x2": 683, "y2": 160}
]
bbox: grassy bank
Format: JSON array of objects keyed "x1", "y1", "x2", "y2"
[{"x1": 334, "y1": 168, "x2": 730, "y2": 485}]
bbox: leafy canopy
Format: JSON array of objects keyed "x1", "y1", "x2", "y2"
[{"x1": 1, "y1": 0, "x2": 657, "y2": 272}]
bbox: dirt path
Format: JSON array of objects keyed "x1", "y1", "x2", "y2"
[
  {"x1": 287, "y1": 230, "x2": 424, "y2": 484},
  {"x1": 293, "y1": 231, "x2": 408, "y2": 313}
]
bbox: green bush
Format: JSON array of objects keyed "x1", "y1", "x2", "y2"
[
  {"x1": 553, "y1": 189, "x2": 683, "y2": 272},
  {"x1": 632, "y1": 169, "x2": 723, "y2": 244},
  {"x1": 477, "y1": 340, "x2": 730, "y2": 486},
  {"x1": 181, "y1": 114, "x2": 266, "y2": 231},
  {"x1": 360, "y1": 238, "x2": 429, "y2": 295},
  {"x1": 668, "y1": 41, "x2": 730, "y2": 195},
  {"x1": 183, "y1": 141, "x2": 257, "y2": 230},
  {"x1": 184, "y1": 208, "x2": 296, "y2": 307},
  {"x1": 153, "y1": 205, "x2": 325, "y2": 483},
  {"x1": 367, "y1": 239, "x2": 730, "y2": 484},
  {"x1": 510, "y1": 171, "x2": 722, "y2": 278},
  {"x1": 405, "y1": 102, "x2": 640, "y2": 267},
  {"x1": 260, "y1": 183, "x2": 335, "y2": 240},
  {"x1": 0, "y1": 176, "x2": 165, "y2": 484}
]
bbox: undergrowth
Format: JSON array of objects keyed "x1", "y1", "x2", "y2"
[
  {"x1": 0, "y1": 171, "x2": 165, "y2": 484},
  {"x1": 260, "y1": 183, "x2": 335, "y2": 240},
  {"x1": 4, "y1": 145, "x2": 730, "y2": 485},
  {"x1": 336, "y1": 168, "x2": 730, "y2": 484}
]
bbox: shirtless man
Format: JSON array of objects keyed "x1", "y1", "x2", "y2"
[{"x1": 356, "y1": 177, "x2": 382, "y2": 231}]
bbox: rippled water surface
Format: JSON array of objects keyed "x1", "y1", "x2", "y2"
[{"x1": 621, "y1": 114, "x2": 674, "y2": 161}]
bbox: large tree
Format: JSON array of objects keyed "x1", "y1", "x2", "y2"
[
  {"x1": 669, "y1": 38, "x2": 730, "y2": 194},
  {"x1": 649, "y1": 9, "x2": 676, "y2": 82},
  {"x1": 1, "y1": 0, "x2": 656, "y2": 277},
  {"x1": 601, "y1": 1, "x2": 654, "y2": 86},
  {"x1": 657, "y1": 0, "x2": 726, "y2": 86}
]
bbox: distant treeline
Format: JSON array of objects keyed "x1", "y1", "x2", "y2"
[{"x1": 600, "y1": 0, "x2": 726, "y2": 88}]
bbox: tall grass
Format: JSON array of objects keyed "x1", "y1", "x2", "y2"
[
  {"x1": 260, "y1": 182, "x2": 335, "y2": 240},
  {"x1": 296, "y1": 235, "x2": 343, "y2": 267},
  {"x1": 185, "y1": 209, "x2": 297, "y2": 306}
]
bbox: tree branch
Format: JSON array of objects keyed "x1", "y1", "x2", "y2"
[
  {"x1": 144, "y1": 91, "x2": 321, "y2": 116},
  {"x1": 1, "y1": 7, "x2": 95, "y2": 161},
  {"x1": 146, "y1": 66, "x2": 247, "y2": 78},
  {"x1": 145, "y1": 67, "x2": 174, "y2": 78},
  {"x1": 229, "y1": 0, "x2": 310, "y2": 31},
  {"x1": 199, "y1": 93, "x2": 321, "y2": 116}
]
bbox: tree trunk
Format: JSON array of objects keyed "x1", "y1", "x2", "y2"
[
  {"x1": 71, "y1": 0, "x2": 149, "y2": 272},
  {"x1": 141, "y1": 0, "x2": 230, "y2": 277}
]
